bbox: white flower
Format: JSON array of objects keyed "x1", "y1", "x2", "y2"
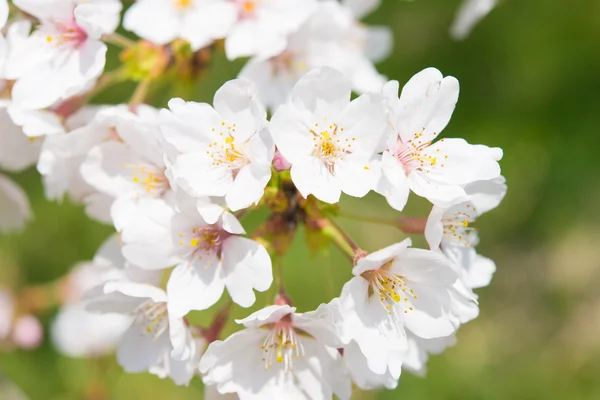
[
  {"x1": 0, "y1": 173, "x2": 32, "y2": 233},
  {"x1": 37, "y1": 105, "x2": 131, "y2": 222},
  {"x1": 270, "y1": 67, "x2": 387, "y2": 204},
  {"x1": 123, "y1": 0, "x2": 235, "y2": 51},
  {"x1": 166, "y1": 197, "x2": 272, "y2": 316},
  {"x1": 403, "y1": 332, "x2": 457, "y2": 376},
  {"x1": 77, "y1": 105, "x2": 178, "y2": 233},
  {"x1": 338, "y1": 239, "x2": 460, "y2": 378},
  {"x1": 52, "y1": 235, "x2": 162, "y2": 358},
  {"x1": 87, "y1": 281, "x2": 198, "y2": 386},
  {"x1": 200, "y1": 303, "x2": 351, "y2": 400},
  {"x1": 161, "y1": 79, "x2": 274, "y2": 212},
  {"x1": 376, "y1": 68, "x2": 503, "y2": 211},
  {"x1": 222, "y1": 0, "x2": 318, "y2": 60},
  {"x1": 425, "y1": 176, "x2": 507, "y2": 289},
  {"x1": 239, "y1": 0, "x2": 391, "y2": 111},
  {"x1": 450, "y1": 0, "x2": 497, "y2": 40},
  {"x1": 11, "y1": 0, "x2": 122, "y2": 110}
]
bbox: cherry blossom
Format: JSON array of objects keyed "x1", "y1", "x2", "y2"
[
  {"x1": 270, "y1": 67, "x2": 388, "y2": 203},
  {"x1": 161, "y1": 79, "x2": 274, "y2": 212},
  {"x1": 200, "y1": 304, "x2": 351, "y2": 399},
  {"x1": 11, "y1": 0, "x2": 122, "y2": 110},
  {"x1": 376, "y1": 68, "x2": 503, "y2": 211}
]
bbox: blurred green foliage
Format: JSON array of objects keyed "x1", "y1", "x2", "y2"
[{"x1": 2, "y1": 0, "x2": 600, "y2": 399}]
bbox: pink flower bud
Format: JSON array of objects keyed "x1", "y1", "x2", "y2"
[
  {"x1": 273, "y1": 151, "x2": 291, "y2": 171},
  {"x1": 12, "y1": 315, "x2": 43, "y2": 350}
]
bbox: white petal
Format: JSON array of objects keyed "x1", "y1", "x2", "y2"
[
  {"x1": 225, "y1": 164, "x2": 271, "y2": 211},
  {"x1": 425, "y1": 206, "x2": 446, "y2": 250},
  {"x1": 221, "y1": 236, "x2": 273, "y2": 308},
  {"x1": 75, "y1": 0, "x2": 122, "y2": 39},
  {"x1": 166, "y1": 261, "x2": 225, "y2": 317},
  {"x1": 0, "y1": 174, "x2": 31, "y2": 233},
  {"x1": 290, "y1": 156, "x2": 341, "y2": 203},
  {"x1": 235, "y1": 305, "x2": 296, "y2": 328},
  {"x1": 450, "y1": 0, "x2": 497, "y2": 40}
]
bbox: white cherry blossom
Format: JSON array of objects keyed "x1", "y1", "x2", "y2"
[
  {"x1": 161, "y1": 79, "x2": 274, "y2": 212},
  {"x1": 376, "y1": 68, "x2": 503, "y2": 211},
  {"x1": 239, "y1": 0, "x2": 391, "y2": 111},
  {"x1": 222, "y1": 0, "x2": 318, "y2": 60},
  {"x1": 338, "y1": 238, "x2": 461, "y2": 378},
  {"x1": 200, "y1": 304, "x2": 351, "y2": 400},
  {"x1": 270, "y1": 67, "x2": 388, "y2": 204},
  {"x1": 87, "y1": 281, "x2": 199, "y2": 386},
  {"x1": 426, "y1": 176, "x2": 507, "y2": 289},
  {"x1": 124, "y1": 0, "x2": 235, "y2": 51},
  {"x1": 11, "y1": 0, "x2": 122, "y2": 110},
  {"x1": 166, "y1": 197, "x2": 272, "y2": 316}
]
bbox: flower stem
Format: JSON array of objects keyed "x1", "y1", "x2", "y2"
[
  {"x1": 128, "y1": 79, "x2": 152, "y2": 111},
  {"x1": 102, "y1": 33, "x2": 136, "y2": 49}
]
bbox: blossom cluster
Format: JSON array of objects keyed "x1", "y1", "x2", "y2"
[{"x1": 0, "y1": 0, "x2": 504, "y2": 398}]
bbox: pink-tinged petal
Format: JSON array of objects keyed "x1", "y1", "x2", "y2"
[
  {"x1": 221, "y1": 236, "x2": 273, "y2": 308},
  {"x1": 290, "y1": 156, "x2": 341, "y2": 203}
]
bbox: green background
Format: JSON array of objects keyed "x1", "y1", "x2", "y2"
[{"x1": 2, "y1": 0, "x2": 600, "y2": 398}]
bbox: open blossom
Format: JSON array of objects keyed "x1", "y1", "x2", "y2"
[
  {"x1": 270, "y1": 67, "x2": 388, "y2": 204},
  {"x1": 425, "y1": 176, "x2": 507, "y2": 289},
  {"x1": 338, "y1": 239, "x2": 462, "y2": 379},
  {"x1": 51, "y1": 235, "x2": 161, "y2": 358},
  {"x1": 166, "y1": 197, "x2": 272, "y2": 316},
  {"x1": 376, "y1": 68, "x2": 503, "y2": 211},
  {"x1": 239, "y1": 0, "x2": 391, "y2": 111},
  {"x1": 37, "y1": 105, "x2": 141, "y2": 223},
  {"x1": 87, "y1": 281, "x2": 199, "y2": 386},
  {"x1": 161, "y1": 79, "x2": 274, "y2": 212},
  {"x1": 124, "y1": 0, "x2": 235, "y2": 51},
  {"x1": 221, "y1": 0, "x2": 318, "y2": 60},
  {"x1": 77, "y1": 105, "x2": 177, "y2": 232},
  {"x1": 10, "y1": 0, "x2": 122, "y2": 110},
  {"x1": 200, "y1": 304, "x2": 351, "y2": 400}
]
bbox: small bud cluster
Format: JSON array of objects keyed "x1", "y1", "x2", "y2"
[{"x1": 0, "y1": 0, "x2": 503, "y2": 398}]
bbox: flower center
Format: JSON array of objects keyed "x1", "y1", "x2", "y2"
[
  {"x1": 132, "y1": 300, "x2": 168, "y2": 338},
  {"x1": 44, "y1": 20, "x2": 87, "y2": 48},
  {"x1": 261, "y1": 317, "x2": 306, "y2": 373},
  {"x1": 310, "y1": 119, "x2": 354, "y2": 174},
  {"x1": 238, "y1": 0, "x2": 257, "y2": 17},
  {"x1": 363, "y1": 262, "x2": 418, "y2": 315},
  {"x1": 207, "y1": 122, "x2": 249, "y2": 174},
  {"x1": 123, "y1": 163, "x2": 169, "y2": 196},
  {"x1": 442, "y1": 203, "x2": 478, "y2": 246},
  {"x1": 393, "y1": 135, "x2": 447, "y2": 174},
  {"x1": 271, "y1": 51, "x2": 308, "y2": 77},
  {"x1": 178, "y1": 225, "x2": 227, "y2": 267},
  {"x1": 174, "y1": 0, "x2": 192, "y2": 9}
]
